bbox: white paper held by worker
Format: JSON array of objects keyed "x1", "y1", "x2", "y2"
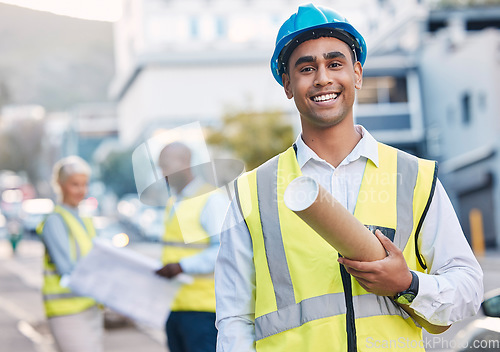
[{"x1": 67, "y1": 237, "x2": 192, "y2": 329}]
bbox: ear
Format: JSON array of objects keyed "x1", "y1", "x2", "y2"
[
  {"x1": 354, "y1": 61, "x2": 363, "y2": 90},
  {"x1": 282, "y1": 73, "x2": 293, "y2": 99}
]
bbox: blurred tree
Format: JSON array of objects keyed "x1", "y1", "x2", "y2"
[
  {"x1": 0, "y1": 80, "x2": 10, "y2": 108},
  {"x1": 0, "y1": 118, "x2": 44, "y2": 187},
  {"x1": 207, "y1": 110, "x2": 295, "y2": 170},
  {"x1": 97, "y1": 148, "x2": 136, "y2": 198}
]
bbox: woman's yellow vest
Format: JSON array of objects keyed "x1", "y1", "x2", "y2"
[
  {"x1": 37, "y1": 205, "x2": 97, "y2": 318},
  {"x1": 235, "y1": 143, "x2": 438, "y2": 352},
  {"x1": 161, "y1": 183, "x2": 216, "y2": 313}
]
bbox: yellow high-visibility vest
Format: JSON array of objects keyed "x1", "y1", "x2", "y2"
[
  {"x1": 161, "y1": 183, "x2": 216, "y2": 312},
  {"x1": 236, "y1": 143, "x2": 437, "y2": 352},
  {"x1": 37, "y1": 205, "x2": 97, "y2": 318}
]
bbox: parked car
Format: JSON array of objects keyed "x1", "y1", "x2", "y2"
[
  {"x1": 454, "y1": 289, "x2": 500, "y2": 351},
  {"x1": 136, "y1": 205, "x2": 164, "y2": 241},
  {"x1": 116, "y1": 193, "x2": 164, "y2": 241},
  {"x1": 93, "y1": 216, "x2": 143, "y2": 247}
]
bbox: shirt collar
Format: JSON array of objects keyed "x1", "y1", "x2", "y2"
[
  {"x1": 59, "y1": 203, "x2": 81, "y2": 217},
  {"x1": 294, "y1": 125, "x2": 379, "y2": 169}
]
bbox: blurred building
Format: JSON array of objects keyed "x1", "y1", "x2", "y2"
[
  {"x1": 109, "y1": 0, "x2": 500, "y2": 248},
  {"x1": 25, "y1": 103, "x2": 118, "y2": 198},
  {"x1": 358, "y1": 3, "x2": 500, "y2": 248},
  {"x1": 109, "y1": 0, "x2": 385, "y2": 145},
  {"x1": 419, "y1": 6, "x2": 500, "y2": 248},
  {"x1": 67, "y1": 103, "x2": 118, "y2": 161}
]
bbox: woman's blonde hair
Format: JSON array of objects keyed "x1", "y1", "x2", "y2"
[{"x1": 51, "y1": 156, "x2": 91, "y2": 198}]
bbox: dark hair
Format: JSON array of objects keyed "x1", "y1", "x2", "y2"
[{"x1": 278, "y1": 28, "x2": 359, "y2": 77}]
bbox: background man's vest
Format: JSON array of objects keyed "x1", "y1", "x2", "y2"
[{"x1": 161, "y1": 184, "x2": 216, "y2": 312}]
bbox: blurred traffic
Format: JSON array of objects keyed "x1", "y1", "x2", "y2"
[
  {"x1": 116, "y1": 193, "x2": 165, "y2": 242},
  {"x1": 0, "y1": 169, "x2": 165, "y2": 253}
]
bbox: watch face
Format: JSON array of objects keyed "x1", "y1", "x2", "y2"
[{"x1": 396, "y1": 293, "x2": 416, "y2": 305}]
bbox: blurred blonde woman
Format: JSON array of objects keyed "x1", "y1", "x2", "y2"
[{"x1": 37, "y1": 156, "x2": 103, "y2": 352}]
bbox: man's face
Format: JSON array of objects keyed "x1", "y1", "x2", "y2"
[
  {"x1": 158, "y1": 146, "x2": 192, "y2": 193},
  {"x1": 282, "y1": 36, "x2": 362, "y2": 129},
  {"x1": 158, "y1": 149, "x2": 185, "y2": 178}
]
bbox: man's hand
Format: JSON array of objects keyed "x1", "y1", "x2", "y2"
[
  {"x1": 338, "y1": 230, "x2": 451, "y2": 334},
  {"x1": 155, "y1": 263, "x2": 183, "y2": 278},
  {"x1": 337, "y1": 230, "x2": 412, "y2": 297}
]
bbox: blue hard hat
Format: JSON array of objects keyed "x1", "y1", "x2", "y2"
[{"x1": 271, "y1": 3, "x2": 367, "y2": 86}]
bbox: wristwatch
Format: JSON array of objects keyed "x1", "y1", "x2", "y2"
[{"x1": 394, "y1": 271, "x2": 419, "y2": 305}]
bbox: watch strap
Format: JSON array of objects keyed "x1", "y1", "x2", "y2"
[{"x1": 394, "y1": 271, "x2": 419, "y2": 304}]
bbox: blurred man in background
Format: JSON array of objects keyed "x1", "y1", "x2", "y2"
[{"x1": 155, "y1": 142, "x2": 227, "y2": 352}]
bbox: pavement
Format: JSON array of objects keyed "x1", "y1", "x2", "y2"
[{"x1": 0, "y1": 236, "x2": 166, "y2": 352}]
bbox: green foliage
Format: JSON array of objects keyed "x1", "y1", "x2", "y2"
[
  {"x1": 207, "y1": 110, "x2": 295, "y2": 170},
  {"x1": 97, "y1": 148, "x2": 136, "y2": 198}
]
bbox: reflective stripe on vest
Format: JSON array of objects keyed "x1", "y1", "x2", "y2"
[
  {"x1": 395, "y1": 150, "x2": 418, "y2": 249},
  {"x1": 255, "y1": 292, "x2": 409, "y2": 340},
  {"x1": 43, "y1": 292, "x2": 82, "y2": 300},
  {"x1": 256, "y1": 156, "x2": 295, "y2": 310},
  {"x1": 237, "y1": 142, "x2": 437, "y2": 351},
  {"x1": 161, "y1": 183, "x2": 217, "y2": 313}
]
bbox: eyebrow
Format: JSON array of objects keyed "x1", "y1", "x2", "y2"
[
  {"x1": 324, "y1": 51, "x2": 347, "y2": 61},
  {"x1": 294, "y1": 51, "x2": 349, "y2": 68},
  {"x1": 294, "y1": 55, "x2": 315, "y2": 68}
]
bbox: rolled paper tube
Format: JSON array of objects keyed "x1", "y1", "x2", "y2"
[{"x1": 283, "y1": 176, "x2": 387, "y2": 261}]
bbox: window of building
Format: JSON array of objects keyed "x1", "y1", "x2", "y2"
[
  {"x1": 428, "y1": 19, "x2": 447, "y2": 33},
  {"x1": 467, "y1": 19, "x2": 500, "y2": 31},
  {"x1": 357, "y1": 76, "x2": 408, "y2": 105},
  {"x1": 462, "y1": 92, "x2": 472, "y2": 125}
]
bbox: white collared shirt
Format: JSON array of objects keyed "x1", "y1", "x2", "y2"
[{"x1": 215, "y1": 126, "x2": 483, "y2": 352}]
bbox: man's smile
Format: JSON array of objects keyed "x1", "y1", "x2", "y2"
[{"x1": 311, "y1": 92, "x2": 340, "y2": 103}]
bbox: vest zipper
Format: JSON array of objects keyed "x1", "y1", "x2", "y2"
[{"x1": 339, "y1": 255, "x2": 357, "y2": 352}]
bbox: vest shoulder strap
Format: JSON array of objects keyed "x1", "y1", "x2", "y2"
[{"x1": 378, "y1": 143, "x2": 438, "y2": 270}]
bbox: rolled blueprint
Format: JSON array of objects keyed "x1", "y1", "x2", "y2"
[{"x1": 284, "y1": 176, "x2": 386, "y2": 261}]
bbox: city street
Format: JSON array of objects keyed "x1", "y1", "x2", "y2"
[{"x1": 0, "y1": 237, "x2": 166, "y2": 352}]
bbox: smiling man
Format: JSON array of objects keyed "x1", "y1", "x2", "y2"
[{"x1": 215, "y1": 4, "x2": 483, "y2": 352}]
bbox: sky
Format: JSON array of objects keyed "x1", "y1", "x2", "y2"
[{"x1": 0, "y1": 0, "x2": 123, "y2": 21}]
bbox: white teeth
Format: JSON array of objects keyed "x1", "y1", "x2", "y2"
[{"x1": 313, "y1": 93, "x2": 338, "y2": 102}]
